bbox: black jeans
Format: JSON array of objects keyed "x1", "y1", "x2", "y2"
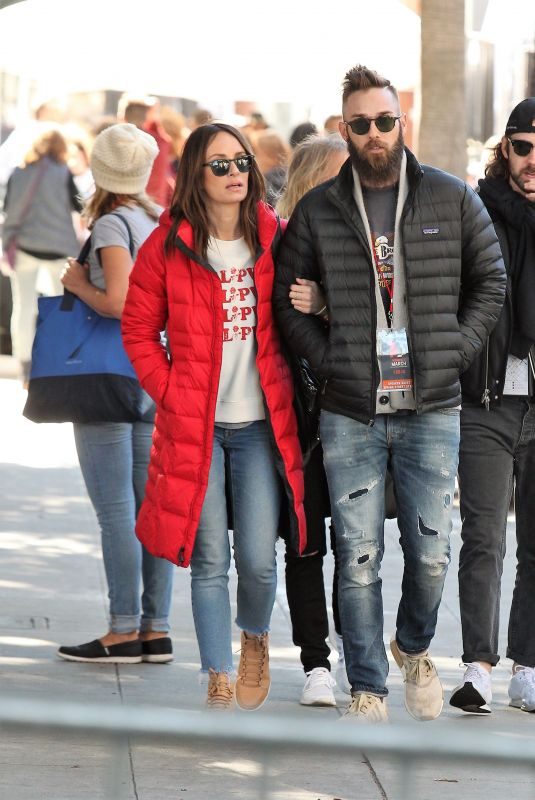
[
  {"x1": 284, "y1": 442, "x2": 339, "y2": 673},
  {"x1": 285, "y1": 525, "x2": 340, "y2": 673},
  {"x1": 458, "y1": 397, "x2": 535, "y2": 667}
]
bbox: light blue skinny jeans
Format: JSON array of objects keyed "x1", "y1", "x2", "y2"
[
  {"x1": 73, "y1": 420, "x2": 174, "y2": 634},
  {"x1": 320, "y1": 408, "x2": 460, "y2": 696},
  {"x1": 190, "y1": 420, "x2": 282, "y2": 673}
]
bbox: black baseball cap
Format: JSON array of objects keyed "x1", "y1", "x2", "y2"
[{"x1": 505, "y1": 98, "x2": 535, "y2": 135}]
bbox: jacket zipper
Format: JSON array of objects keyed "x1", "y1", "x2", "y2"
[
  {"x1": 398, "y1": 176, "x2": 421, "y2": 412},
  {"x1": 369, "y1": 275, "x2": 378, "y2": 426},
  {"x1": 481, "y1": 340, "x2": 490, "y2": 410}
]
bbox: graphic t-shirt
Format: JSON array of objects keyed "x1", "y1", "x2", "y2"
[
  {"x1": 362, "y1": 185, "x2": 397, "y2": 326},
  {"x1": 207, "y1": 237, "x2": 265, "y2": 423}
]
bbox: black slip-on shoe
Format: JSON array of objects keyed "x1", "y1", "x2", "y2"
[
  {"x1": 57, "y1": 638, "x2": 143, "y2": 664},
  {"x1": 449, "y1": 663, "x2": 492, "y2": 714},
  {"x1": 141, "y1": 637, "x2": 173, "y2": 663},
  {"x1": 450, "y1": 682, "x2": 491, "y2": 713}
]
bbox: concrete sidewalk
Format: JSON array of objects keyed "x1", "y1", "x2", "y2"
[{"x1": 0, "y1": 354, "x2": 534, "y2": 800}]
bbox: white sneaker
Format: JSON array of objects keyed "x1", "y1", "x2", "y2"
[
  {"x1": 450, "y1": 663, "x2": 492, "y2": 714},
  {"x1": 390, "y1": 635, "x2": 443, "y2": 721},
  {"x1": 509, "y1": 666, "x2": 535, "y2": 712},
  {"x1": 329, "y1": 629, "x2": 351, "y2": 695},
  {"x1": 339, "y1": 692, "x2": 388, "y2": 723},
  {"x1": 300, "y1": 667, "x2": 337, "y2": 706}
]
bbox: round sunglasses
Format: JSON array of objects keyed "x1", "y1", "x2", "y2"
[
  {"x1": 507, "y1": 137, "x2": 535, "y2": 158},
  {"x1": 344, "y1": 115, "x2": 401, "y2": 135},
  {"x1": 202, "y1": 154, "x2": 255, "y2": 177}
]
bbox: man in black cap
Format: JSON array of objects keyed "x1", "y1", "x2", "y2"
[{"x1": 450, "y1": 98, "x2": 535, "y2": 715}]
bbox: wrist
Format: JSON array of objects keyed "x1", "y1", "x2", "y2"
[{"x1": 314, "y1": 304, "x2": 327, "y2": 317}]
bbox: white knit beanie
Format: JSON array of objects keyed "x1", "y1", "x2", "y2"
[{"x1": 90, "y1": 123, "x2": 158, "y2": 194}]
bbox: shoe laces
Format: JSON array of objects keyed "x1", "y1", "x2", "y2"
[
  {"x1": 207, "y1": 670, "x2": 233, "y2": 708},
  {"x1": 405, "y1": 653, "x2": 435, "y2": 683},
  {"x1": 463, "y1": 662, "x2": 490, "y2": 684},
  {"x1": 240, "y1": 633, "x2": 267, "y2": 687},
  {"x1": 347, "y1": 693, "x2": 381, "y2": 716},
  {"x1": 305, "y1": 667, "x2": 335, "y2": 690}
]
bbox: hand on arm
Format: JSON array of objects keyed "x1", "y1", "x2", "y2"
[{"x1": 289, "y1": 277, "x2": 328, "y2": 319}]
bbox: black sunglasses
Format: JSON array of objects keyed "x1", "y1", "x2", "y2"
[
  {"x1": 202, "y1": 154, "x2": 255, "y2": 177},
  {"x1": 344, "y1": 115, "x2": 401, "y2": 135},
  {"x1": 507, "y1": 137, "x2": 535, "y2": 158}
]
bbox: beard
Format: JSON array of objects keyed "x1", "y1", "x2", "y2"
[
  {"x1": 347, "y1": 129, "x2": 404, "y2": 187},
  {"x1": 509, "y1": 163, "x2": 535, "y2": 195}
]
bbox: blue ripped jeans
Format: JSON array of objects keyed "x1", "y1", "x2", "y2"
[{"x1": 320, "y1": 409, "x2": 459, "y2": 696}]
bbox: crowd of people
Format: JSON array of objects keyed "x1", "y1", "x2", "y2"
[{"x1": 1, "y1": 65, "x2": 535, "y2": 722}]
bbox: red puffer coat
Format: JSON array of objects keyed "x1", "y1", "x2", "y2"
[{"x1": 122, "y1": 202, "x2": 306, "y2": 567}]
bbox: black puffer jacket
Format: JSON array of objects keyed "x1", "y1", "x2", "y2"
[
  {"x1": 273, "y1": 151, "x2": 506, "y2": 424},
  {"x1": 461, "y1": 215, "x2": 534, "y2": 406}
]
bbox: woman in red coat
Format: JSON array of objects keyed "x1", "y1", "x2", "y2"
[{"x1": 122, "y1": 122, "x2": 306, "y2": 711}]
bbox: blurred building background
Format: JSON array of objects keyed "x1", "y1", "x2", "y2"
[
  {"x1": 1, "y1": 0, "x2": 533, "y2": 176},
  {"x1": 0, "y1": 0, "x2": 534, "y2": 354}
]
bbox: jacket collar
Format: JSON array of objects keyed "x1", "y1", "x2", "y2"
[
  {"x1": 328, "y1": 146, "x2": 423, "y2": 208},
  {"x1": 164, "y1": 202, "x2": 279, "y2": 269}
]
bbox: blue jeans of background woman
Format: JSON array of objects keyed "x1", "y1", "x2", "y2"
[
  {"x1": 190, "y1": 420, "x2": 281, "y2": 673},
  {"x1": 73, "y1": 419, "x2": 174, "y2": 634}
]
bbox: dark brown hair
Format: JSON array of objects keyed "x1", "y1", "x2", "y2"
[
  {"x1": 166, "y1": 122, "x2": 265, "y2": 258},
  {"x1": 342, "y1": 64, "x2": 399, "y2": 106},
  {"x1": 485, "y1": 140, "x2": 509, "y2": 180}
]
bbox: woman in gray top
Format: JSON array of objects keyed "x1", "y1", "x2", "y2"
[
  {"x1": 2, "y1": 128, "x2": 82, "y2": 383},
  {"x1": 56, "y1": 123, "x2": 174, "y2": 665}
]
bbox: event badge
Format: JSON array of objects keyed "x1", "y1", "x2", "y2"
[{"x1": 377, "y1": 328, "x2": 413, "y2": 392}]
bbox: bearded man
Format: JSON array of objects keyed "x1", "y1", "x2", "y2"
[
  {"x1": 450, "y1": 98, "x2": 535, "y2": 716},
  {"x1": 273, "y1": 64, "x2": 506, "y2": 723}
]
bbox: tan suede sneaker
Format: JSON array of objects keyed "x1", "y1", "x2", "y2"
[
  {"x1": 339, "y1": 692, "x2": 389, "y2": 723},
  {"x1": 206, "y1": 669, "x2": 234, "y2": 711},
  {"x1": 235, "y1": 631, "x2": 270, "y2": 711},
  {"x1": 390, "y1": 635, "x2": 443, "y2": 721}
]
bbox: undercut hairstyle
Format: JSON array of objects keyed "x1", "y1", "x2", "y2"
[
  {"x1": 485, "y1": 140, "x2": 509, "y2": 180},
  {"x1": 166, "y1": 122, "x2": 265, "y2": 259},
  {"x1": 342, "y1": 64, "x2": 399, "y2": 105}
]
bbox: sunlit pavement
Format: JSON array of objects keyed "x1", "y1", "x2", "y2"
[{"x1": 0, "y1": 354, "x2": 533, "y2": 800}]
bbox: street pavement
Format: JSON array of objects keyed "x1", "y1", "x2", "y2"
[{"x1": 1, "y1": 353, "x2": 534, "y2": 800}]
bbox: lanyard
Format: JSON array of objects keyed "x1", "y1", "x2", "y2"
[{"x1": 372, "y1": 247, "x2": 394, "y2": 325}]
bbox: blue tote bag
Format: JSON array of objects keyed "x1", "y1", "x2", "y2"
[{"x1": 23, "y1": 215, "x2": 146, "y2": 423}]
